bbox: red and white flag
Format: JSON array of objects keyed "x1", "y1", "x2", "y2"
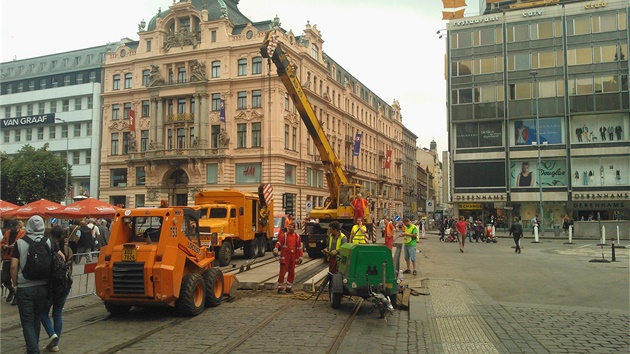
[
  {"x1": 129, "y1": 110, "x2": 135, "y2": 132},
  {"x1": 385, "y1": 149, "x2": 392, "y2": 169}
]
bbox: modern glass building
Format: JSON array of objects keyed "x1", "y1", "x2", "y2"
[{"x1": 446, "y1": 0, "x2": 629, "y2": 233}]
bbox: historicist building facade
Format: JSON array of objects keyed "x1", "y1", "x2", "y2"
[
  {"x1": 446, "y1": 0, "x2": 629, "y2": 229},
  {"x1": 0, "y1": 45, "x2": 111, "y2": 202},
  {"x1": 98, "y1": 0, "x2": 406, "y2": 219}
]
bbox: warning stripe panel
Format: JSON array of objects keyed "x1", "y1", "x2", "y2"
[{"x1": 72, "y1": 262, "x2": 97, "y2": 276}]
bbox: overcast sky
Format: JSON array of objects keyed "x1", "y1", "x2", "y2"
[{"x1": 1, "y1": 0, "x2": 453, "y2": 155}]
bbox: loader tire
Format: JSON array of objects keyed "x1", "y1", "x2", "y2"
[
  {"x1": 218, "y1": 242, "x2": 233, "y2": 266},
  {"x1": 203, "y1": 268, "x2": 224, "y2": 308},
  {"x1": 176, "y1": 273, "x2": 206, "y2": 316},
  {"x1": 104, "y1": 302, "x2": 131, "y2": 316}
]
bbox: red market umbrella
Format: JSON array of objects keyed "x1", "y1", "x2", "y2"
[
  {"x1": 3, "y1": 199, "x2": 64, "y2": 219},
  {"x1": 0, "y1": 200, "x2": 20, "y2": 219},
  {"x1": 53, "y1": 198, "x2": 120, "y2": 219}
]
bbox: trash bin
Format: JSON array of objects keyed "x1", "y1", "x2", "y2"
[{"x1": 554, "y1": 226, "x2": 561, "y2": 237}]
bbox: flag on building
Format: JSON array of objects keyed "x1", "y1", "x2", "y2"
[
  {"x1": 220, "y1": 99, "x2": 225, "y2": 123},
  {"x1": 129, "y1": 110, "x2": 135, "y2": 132},
  {"x1": 353, "y1": 133, "x2": 362, "y2": 156},
  {"x1": 385, "y1": 149, "x2": 392, "y2": 169}
]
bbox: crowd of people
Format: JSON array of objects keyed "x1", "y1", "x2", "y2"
[{"x1": 1, "y1": 216, "x2": 111, "y2": 353}]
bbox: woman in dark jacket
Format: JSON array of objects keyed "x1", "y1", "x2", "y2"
[{"x1": 509, "y1": 217, "x2": 524, "y2": 254}]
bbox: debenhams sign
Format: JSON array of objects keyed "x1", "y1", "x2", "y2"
[{"x1": 0, "y1": 114, "x2": 56, "y2": 128}]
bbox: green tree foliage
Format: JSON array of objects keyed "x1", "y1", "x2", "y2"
[{"x1": 1, "y1": 144, "x2": 70, "y2": 204}]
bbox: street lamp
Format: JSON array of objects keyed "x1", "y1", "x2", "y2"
[
  {"x1": 530, "y1": 71, "x2": 544, "y2": 237},
  {"x1": 56, "y1": 118, "x2": 70, "y2": 205}
]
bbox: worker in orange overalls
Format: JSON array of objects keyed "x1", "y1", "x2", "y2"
[{"x1": 273, "y1": 221, "x2": 303, "y2": 294}]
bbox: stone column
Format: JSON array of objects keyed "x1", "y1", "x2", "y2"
[
  {"x1": 150, "y1": 98, "x2": 159, "y2": 145},
  {"x1": 200, "y1": 93, "x2": 209, "y2": 146},
  {"x1": 156, "y1": 98, "x2": 164, "y2": 147}
]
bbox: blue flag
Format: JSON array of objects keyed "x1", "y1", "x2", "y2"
[
  {"x1": 353, "y1": 133, "x2": 362, "y2": 156},
  {"x1": 220, "y1": 99, "x2": 225, "y2": 123}
]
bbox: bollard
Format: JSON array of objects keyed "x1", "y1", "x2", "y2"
[
  {"x1": 601, "y1": 226, "x2": 606, "y2": 245},
  {"x1": 564, "y1": 225, "x2": 574, "y2": 245},
  {"x1": 611, "y1": 238, "x2": 616, "y2": 262},
  {"x1": 533, "y1": 225, "x2": 540, "y2": 243}
]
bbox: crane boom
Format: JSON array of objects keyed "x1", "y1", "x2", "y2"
[{"x1": 261, "y1": 30, "x2": 350, "y2": 210}]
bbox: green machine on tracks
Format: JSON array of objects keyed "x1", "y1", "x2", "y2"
[{"x1": 328, "y1": 243, "x2": 397, "y2": 318}]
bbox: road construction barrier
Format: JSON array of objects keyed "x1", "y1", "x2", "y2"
[{"x1": 68, "y1": 251, "x2": 99, "y2": 299}]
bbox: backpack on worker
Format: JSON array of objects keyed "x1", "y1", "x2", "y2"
[{"x1": 21, "y1": 236, "x2": 54, "y2": 280}]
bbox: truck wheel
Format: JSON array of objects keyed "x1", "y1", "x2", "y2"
[
  {"x1": 104, "y1": 302, "x2": 131, "y2": 316},
  {"x1": 176, "y1": 273, "x2": 206, "y2": 316},
  {"x1": 218, "y1": 243, "x2": 232, "y2": 266},
  {"x1": 244, "y1": 240, "x2": 257, "y2": 259},
  {"x1": 203, "y1": 268, "x2": 224, "y2": 308},
  {"x1": 256, "y1": 236, "x2": 267, "y2": 257}
]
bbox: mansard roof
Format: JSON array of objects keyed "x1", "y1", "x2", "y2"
[{"x1": 147, "y1": 0, "x2": 252, "y2": 31}]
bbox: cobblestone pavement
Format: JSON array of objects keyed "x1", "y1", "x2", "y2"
[{"x1": 1, "y1": 233, "x2": 628, "y2": 353}]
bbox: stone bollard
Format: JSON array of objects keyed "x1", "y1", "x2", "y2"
[{"x1": 533, "y1": 225, "x2": 540, "y2": 243}]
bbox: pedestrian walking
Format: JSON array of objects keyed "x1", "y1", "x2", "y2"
[
  {"x1": 455, "y1": 216, "x2": 468, "y2": 253},
  {"x1": 97, "y1": 219, "x2": 110, "y2": 249},
  {"x1": 1, "y1": 220, "x2": 25, "y2": 304},
  {"x1": 509, "y1": 216, "x2": 524, "y2": 254},
  {"x1": 401, "y1": 218, "x2": 419, "y2": 275},
  {"x1": 41, "y1": 225, "x2": 73, "y2": 352},
  {"x1": 75, "y1": 221, "x2": 95, "y2": 264},
  {"x1": 11, "y1": 215, "x2": 64, "y2": 354},
  {"x1": 273, "y1": 222, "x2": 303, "y2": 294}
]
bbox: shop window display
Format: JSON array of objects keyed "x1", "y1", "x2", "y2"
[
  {"x1": 571, "y1": 157, "x2": 629, "y2": 187},
  {"x1": 571, "y1": 114, "x2": 626, "y2": 144}
]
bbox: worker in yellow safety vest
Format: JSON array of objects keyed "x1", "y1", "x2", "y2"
[{"x1": 350, "y1": 218, "x2": 368, "y2": 244}]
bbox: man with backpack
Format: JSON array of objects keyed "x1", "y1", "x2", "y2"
[{"x1": 10, "y1": 215, "x2": 64, "y2": 354}]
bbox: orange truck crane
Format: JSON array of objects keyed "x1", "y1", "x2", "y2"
[
  {"x1": 95, "y1": 206, "x2": 236, "y2": 317},
  {"x1": 261, "y1": 30, "x2": 372, "y2": 258}
]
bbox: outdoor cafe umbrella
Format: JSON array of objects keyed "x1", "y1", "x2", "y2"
[
  {"x1": 0, "y1": 200, "x2": 20, "y2": 219},
  {"x1": 2, "y1": 199, "x2": 64, "y2": 219},
  {"x1": 52, "y1": 198, "x2": 120, "y2": 219}
]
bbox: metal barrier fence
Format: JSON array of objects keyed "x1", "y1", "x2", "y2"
[{"x1": 68, "y1": 251, "x2": 99, "y2": 299}]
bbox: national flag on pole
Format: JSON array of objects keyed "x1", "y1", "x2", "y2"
[
  {"x1": 353, "y1": 133, "x2": 362, "y2": 157},
  {"x1": 266, "y1": 30, "x2": 278, "y2": 58},
  {"x1": 385, "y1": 149, "x2": 392, "y2": 169},
  {"x1": 129, "y1": 110, "x2": 136, "y2": 132},
  {"x1": 219, "y1": 99, "x2": 225, "y2": 123}
]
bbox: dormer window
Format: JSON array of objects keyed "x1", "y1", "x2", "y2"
[{"x1": 311, "y1": 44, "x2": 319, "y2": 60}]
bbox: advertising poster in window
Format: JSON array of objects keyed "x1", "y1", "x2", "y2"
[
  {"x1": 514, "y1": 118, "x2": 562, "y2": 145},
  {"x1": 510, "y1": 160, "x2": 567, "y2": 187},
  {"x1": 235, "y1": 163, "x2": 261, "y2": 184},
  {"x1": 479, "y1": 121, "x2": 503, "y2": 147}
]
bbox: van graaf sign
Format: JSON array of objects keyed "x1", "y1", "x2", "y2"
[{"x1": 1, "y1": 114, "x2": 56, "y2": 128}]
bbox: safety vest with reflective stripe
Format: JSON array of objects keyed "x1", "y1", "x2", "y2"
[{"x1": 351, "y1": 225, "x2": 367, "y2": 244}]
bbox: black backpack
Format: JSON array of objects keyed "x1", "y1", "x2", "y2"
[
  {"x1": 21, "y1": 236, "x2": 54, "y2": 280},
  {"x1": 50, "y1": 252, "x2": 73, "y2": 299}
]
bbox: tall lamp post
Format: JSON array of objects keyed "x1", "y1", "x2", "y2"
[
  {"x1": 530, "y1": 71, "x2": 544, "y2": 236},
  {"x1": 56, "y1": 118, "x2": 70, "y2": 205}
]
